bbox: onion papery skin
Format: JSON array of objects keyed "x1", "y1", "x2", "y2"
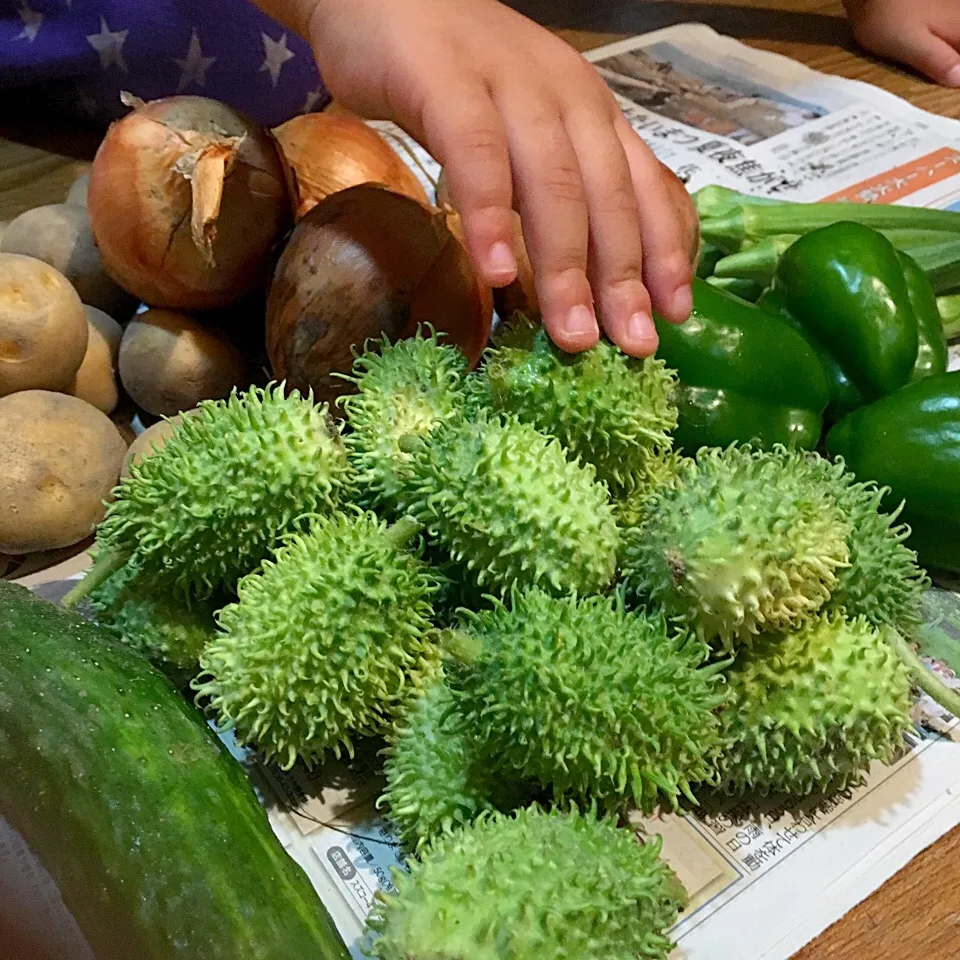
[
  {"x1": 272, "y1": 111, "x2": 430, "y2": 221},
  {"x1": 88, "y1": 95, "x2": 291, "y2": 311}
]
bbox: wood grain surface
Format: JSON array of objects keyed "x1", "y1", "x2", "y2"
[{"x1": 1, "y1": 2, "x2": 958, "y2": 958}]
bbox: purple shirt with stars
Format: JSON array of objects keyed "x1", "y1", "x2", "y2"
[{"x1": 0, "y1": 0, "x2": 329, "y2": 127}]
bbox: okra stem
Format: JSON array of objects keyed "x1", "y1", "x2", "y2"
[
  {"x1": 691, "y1": 184, "x2": 783, "y2": 223},
  {"x1": 909, "y1": 239, "x2": 960, "y2": 294},
  {"x1": 702, "y1": 202, "x2": 960, "y2": 250},
  {"x1": 704, "y1": 275, "x2": 765, "y2": 302},
  {"x1": 713, "y1": 230, "x2": 960, "y2": 283},
  {"x1": 938, "y1": 294, "x2": 960, "y2": 339},
  {"x1": 712, "y1": 237, "x2": 796, "y2": 281}
]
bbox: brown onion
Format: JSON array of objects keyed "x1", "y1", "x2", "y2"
[
  {"x1": 88, "y1": 94, "x2": 290, "y2": 311},
  {"x1": 272, "y1": 110, "x2": 429, "y2": 221},
  {"x1": 266, "y1": 183, "x2": 493, "y2": 405}
]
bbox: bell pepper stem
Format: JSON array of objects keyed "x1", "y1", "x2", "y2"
[{"x1": 886, "y1": 627, "x2": 960, "y2": 721}]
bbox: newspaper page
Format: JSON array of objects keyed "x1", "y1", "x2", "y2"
[
  {"x1": 584, "y1": 22, "x2": 960, "y2": 205},
  {"x1": 5, "y1": 22, "x2": 960, "y2": 960}
]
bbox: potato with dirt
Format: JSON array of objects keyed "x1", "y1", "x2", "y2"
[
  {"x1": 118, "y1": 309, "x2": 247, "y2": 417},
  {"x1": 1, "y1": 203, "x2": 135, "y2": 318},
  {"x1": 0, "y1": 253, "x2": 88, "y2": 397},
  {"x1": 67, "y1": 305, "x2": 124, "y2": 414},
  {"x1": 0, "y1": 390, "x2": 127, "y2": 554}
]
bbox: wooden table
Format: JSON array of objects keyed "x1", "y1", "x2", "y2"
[{"x1": 1, "y1": 1, "x2": 958, "y2": 957}]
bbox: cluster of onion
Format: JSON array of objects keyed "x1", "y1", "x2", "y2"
[
  {"x1": 87, "y1": 93, "x2": 701, "y2": 407},
  {"x1": 87, "y1": 95, "x2": 493, "y2": 405}
]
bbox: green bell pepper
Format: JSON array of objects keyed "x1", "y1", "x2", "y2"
[
  {"x1": 759, "y1": 247, "x2": 948, "y2": 423},
  {"x1": 771, "y1": 221, "x2": 919, "y2": 405},
  {"x1": 826, "y1": 372, "x2": 960, "y2": 574},
  {"x1": 653, "y1": 278, "x2": 830, "y2": 454},
  {"x1": 756, "y1": 286, "x2": 865, "y2": 422},
  {"x1": 896, "y1": 250, "x2": 949, "y2": 383}
]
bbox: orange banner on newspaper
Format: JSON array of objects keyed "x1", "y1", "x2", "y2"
[{"x1": 821, "y1": 147, "x2": 960, "y2": 204}]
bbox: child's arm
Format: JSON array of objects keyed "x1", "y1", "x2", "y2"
[
  {"x1": 843, "y1": 0, "x2": 960, "y2": 88},
  {"x1": 253, "y1": 0, "x2": 694, "y2": 358}
]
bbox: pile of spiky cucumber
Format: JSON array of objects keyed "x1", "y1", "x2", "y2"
[{"x1": 11, "y1": 316, "x2": 946, "y2": 959}]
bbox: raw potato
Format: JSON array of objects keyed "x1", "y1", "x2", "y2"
[
  {"x1": 121, "y1": 413, "x2": 188, "y2": 478},
  {"x1": 118, "y1": 309, "x2": 247, "y2": 417},
  {"x1": 0, "y1": 390, "x2": 127, "y2": 554},
  {"x1": 66, "y1": 172, "x2": 90, "y2": 207},
  {"x1": 1, "y1": 203, "x2": 134, "y2": 319},
  {"x1": 67, "y1": 305, "x2": 123, "y2": 414},
  {"x1": 0, "y1": 253, "x2": 88, "y2": 397}
]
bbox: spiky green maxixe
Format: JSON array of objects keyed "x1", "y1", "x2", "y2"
[
  {"x1": 779, "y1": 453, "x2": 929, "y2": 630},
  {"x1": 367, "y1": 805, "x2": 687, "y2": 960},
  {"x1": 716, "y1": 613, "x2": 913, "y2": 797},
  {"x1": 378, "y1": 678, "x2": 534, "y2": 851},
  {"x1": 621, "y1": 445, "x2": 851, "y2": 651},
  {"x1": 449, "y1": 587, "x2": 727, "y2": 814},
  {"x1": 613, "y1": 449, "x2": 691, "y2": 532},
  {"x1": 404, "y1": 412, "x2": 619, "y2": 597},
  {"x1": 88, "y1": 562, "x2": 221, "y2": 670},
  {"x1": 476, "y1": 315, "x2": 679, "y2": 493},
  {"x1": 193, "y1": 510, "x2": 442, "y2": 769},
  {"x1": 63, "y1": 384, "x2": 353, "y2": 607},
  {"x1": 338, "y1": 329, "x2": 470, "y2": 512}
]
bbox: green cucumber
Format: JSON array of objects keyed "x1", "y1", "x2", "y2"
[{"x1": 0, "y1": 581, "x2": 350, "y2": 960}]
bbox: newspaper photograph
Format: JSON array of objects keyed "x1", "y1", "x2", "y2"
[{"x1": 585, "y1": 23, "x2": 960, "y2": 210}]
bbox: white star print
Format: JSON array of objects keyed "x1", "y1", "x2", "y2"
[
  {"x1": 174, "y1": 29, "x2": 216, "y2": 93},
  {"x1": 15, "y1": 2, "x2": 43, "y2": 43},
  {"x1": 260, "y1": 32, "x2": 295, "y2": 88},
  {"x1": 86, "y1": 16, "x2": 128, "y2": 73},
  {"x1": 301, "y1": 88, "x2": 323, "y2": 114}
]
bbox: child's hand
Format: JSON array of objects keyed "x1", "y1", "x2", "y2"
[
  {"x1": 844, "y1": 0, "x2": 960, "y2": 87},
  {"x1": 263, "y1": 0, "x2": 695, "y2": 357}
]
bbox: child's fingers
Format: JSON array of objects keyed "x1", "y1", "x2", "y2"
[
  {"x1": 563, "y1": 102, "x2": 656, "y2": 358},
  {"x1": 879, "y1": 29, "x2": 960, "y2": 85},
  {"x1": 851, "y1": 9, "x2": 960, "y2": 86},
  {"x1": 616, "y1": 115, "x2": 694, "y2": 325},
  {"x1": 419, "y1": 78, "x2": 519, "y2": 287},
  {"x1": 499, "y1": 91, "x2": 598, "y2": 353}
]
